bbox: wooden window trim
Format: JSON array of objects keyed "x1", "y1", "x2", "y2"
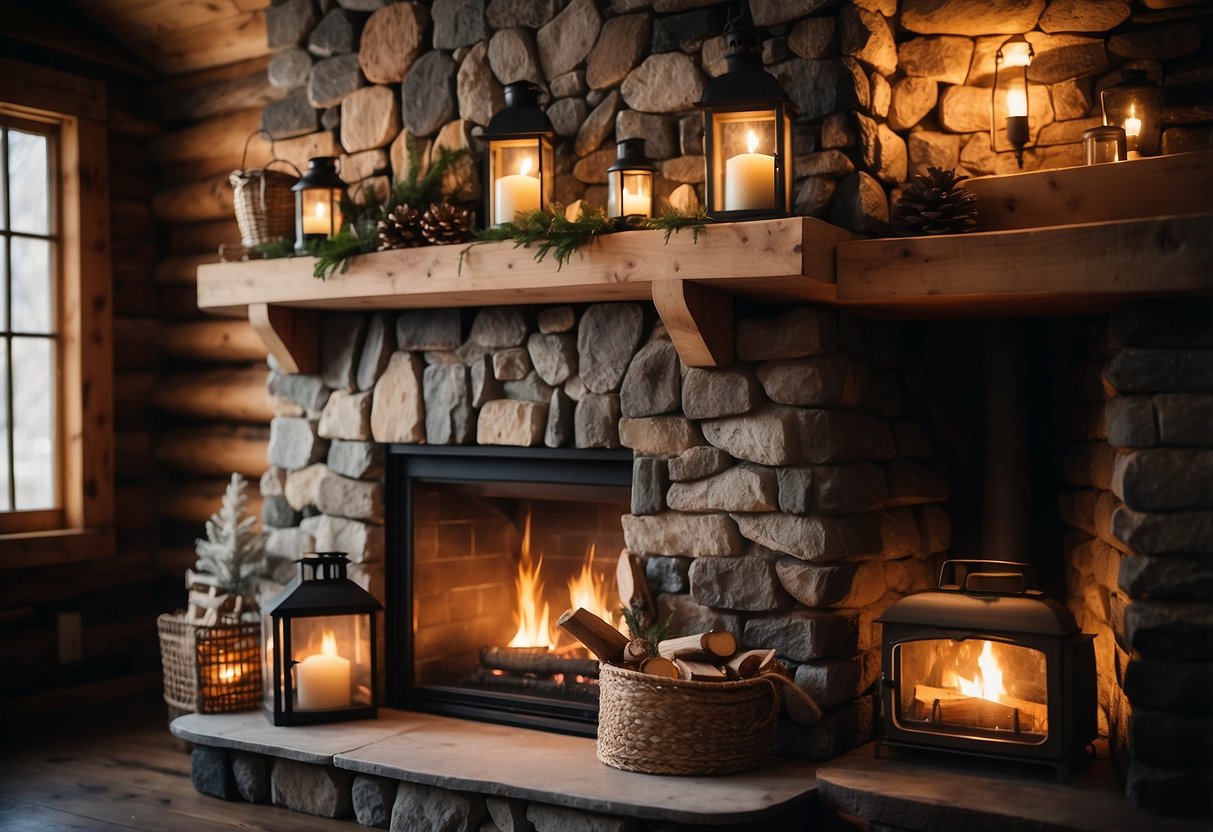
[{"x1": 0, "y1": 59, "x2": 113, "y2": 567}]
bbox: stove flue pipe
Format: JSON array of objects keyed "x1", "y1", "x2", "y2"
[{"x1": 982, "y1": 320, "x2": 1030, "y2": 562}]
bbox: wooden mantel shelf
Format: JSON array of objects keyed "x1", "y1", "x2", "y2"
[{"x1": 196, "y1": 155, "x2": 1213, "y2": 370}]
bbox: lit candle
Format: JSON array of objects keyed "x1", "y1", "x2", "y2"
[
  {"x1": 1005, "y1": 88, "x2": 1028, "y2": 119},
  {"x1": 1124, "y1": 105, "x2": 1142, "y2": 159},
  {"x1": 302, "y1": 199, "x2": 331, "y2": 235},
  {"x1": 621, "y1": 186, "x2": 649, "y2": 217},
  {"x1": 296, "y1": 630, "x2": 351, "y2": 709},
  {"x1": 494, "y1": 156, "x2": 540, "y2": 223},
  {"x1": 724, "y1": 130, "x2": 775, "y2": 212}
]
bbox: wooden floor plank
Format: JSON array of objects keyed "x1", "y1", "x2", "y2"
[{"x1": 0, "y1": 720, "x2": 359, "y2": 832}]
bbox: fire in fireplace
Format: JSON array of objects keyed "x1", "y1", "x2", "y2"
[
  {"x1": 387, "y1": 446, "x2": 632, "y2": 734},
  {"x1": 877, "y1": 560, "x2": 1097, "y2": 780}
]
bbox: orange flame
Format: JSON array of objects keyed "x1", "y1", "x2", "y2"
[
  {"x1": 508, "y1": 513, "x2": 555, "y2": 648},
  {"x1": 955, "y1": 641, "x2": 1008, "y2": 703},
  {"x1": 321, "y1": 629, "x2": 340, "y2": 657},
  {"x1": 567, "y1": 544, "x2": 615, "y2": 625}
]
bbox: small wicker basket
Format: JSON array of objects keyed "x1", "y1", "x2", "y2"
[
  {"x1": 157, "y1": 612, "x2": 263, "y2": 715},
  {"x1": 229, "y1": 130, "x2": 300, "y2": 249},
  {"x1": 596, "y1": 662, "x2": 783, "y2": 776}
]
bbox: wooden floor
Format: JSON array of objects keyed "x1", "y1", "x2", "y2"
[{"x1": 0, "y1": 716, "x2": 360, "y2": 832}]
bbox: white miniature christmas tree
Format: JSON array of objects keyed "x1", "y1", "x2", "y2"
[{"x1": 188, "y1": 473, "x2": 267, "y2": 624}]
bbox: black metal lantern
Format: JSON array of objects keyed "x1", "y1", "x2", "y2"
[
  {"x1": 262, "y1": 553, "x2": 381, "y2": 726},
  {"x1": 606, "y1": 139, "x2": 656, "y2": 224},
  {"x1": 990, "y1": 34, "x2": 1035, "y2": 169},
  {"x1": 483, "y1": 82, "x2": 555, "y2": 227},
  {"x1": 1101, "y1": 69, "x2": 1164, "y2": 159},
  {"x1": 292, "y1": 157, "x2": 347, "y2": 254},
  {"x1": 695, "y1": 12, "x2": 793, "y2": 221}
]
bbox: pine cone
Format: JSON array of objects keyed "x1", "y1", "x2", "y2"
[
  {"x1": 420, "y1": 202, "x2": 471, "y2": 246},
  {"x1": 891, "y1": 167, "x2": 978, "y2": 236},
  {"x1": 377, "y1": 204, "x2": 423, "y2": 250}
]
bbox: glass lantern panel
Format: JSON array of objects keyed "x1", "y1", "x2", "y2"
[
  {"x1": 489, "y1": 139, "x2": 542, "y2": 226},
  {"x1": 300, "y1": 188, "x2": 344, "y2": 237},
  {"x1": 893, "y1": 638, "x2": 1049, "y2": 745},
  {"x1": 608, "y1": 170, "x2": 652, "y2": 218},
  {"x1": 781, "y1": 109, "x2": 793, "y2": 213},
  {"x1": 540, "y1": 138, "x2": 554, "y2": 213},
  {"x1": 1102, "y1": 88, "x2": 1163, "y2": 157},
  {"x1": 710, "y1": 109, "x2": 778, "y2": 213},
  {"x1": 263, "y1": 614, "x2": 282, "y2": 713},
  {"x1": 288, "y1": 614, "x2": 374, "y2": 711}
]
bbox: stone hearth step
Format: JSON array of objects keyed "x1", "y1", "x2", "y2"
[{"x1": 171, "y1": 709, "x2": 818, "y2": 826}]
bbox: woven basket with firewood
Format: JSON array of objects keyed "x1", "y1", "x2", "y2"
[{"x1": 559, "y1": 598, "x2": 815, "y2": 776}]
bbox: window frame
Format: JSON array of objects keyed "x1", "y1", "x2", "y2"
[{"x1": 0, "y1": 58, "x2": 114, "y2": 566}]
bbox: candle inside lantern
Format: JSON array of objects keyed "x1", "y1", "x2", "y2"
[
  {"x1": 296, "y1": 629, "x2": 351, "y2": 709},
  {"x1": 302, "y1": 199, "x2": 331, "y2": 235},
  {"x1": 1124, "y1": 105, "x2": 1142, "y2": 159},
  {"x1": 621, "y1": 186, "x2": 649, "y2": 217},
  {"x1": 1005, "y1": 88, "x2": 1028, "y2": 119},
  {"x1": 494, "y1": 156, "x2": 540, "y2": 223},
  {"x1": 724, "y1": 130, "x2": 775, "y2": 212}
]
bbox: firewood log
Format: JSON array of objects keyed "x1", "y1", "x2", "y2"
[
  {"x1": 615, "y1": 549, "x2": 653, "y2": 615},
  {"x1": 623, "y1": 638, "x2": 652, "y2": 664},
  {"x1": 673, "y1": 658, "x2": 727, "y2": 681},
  {"x1": 725, "y1": 648, "x2": 777, "y2": 680},
  {"x1": 639, "y1": 657, "x2": 679, "y2": 679},
  {"x1": 556, "y1": 608, "x2": 630, "y2": 663},
  {"x1": 912, "y1": 684, "x2": 1047, "y2": 734},
  {"x1": 657, "y1": 630, "x2": 737, "y2": 661}
]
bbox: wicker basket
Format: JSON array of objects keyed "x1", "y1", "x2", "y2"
[
  {"x1": 596, "y1": 662, "x2": 782, "y2": 776},
  {"x1": 157, "y1": 612, "x2": 263, "y2": 714},
  {"x1": 229, "y1": 131, "x2": 299, "y2": 249}
]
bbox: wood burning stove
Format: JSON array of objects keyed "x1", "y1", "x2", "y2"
[
  {"x1": 876, "y1": 560, "x2": 1097, "y2": 780},
  {"x1": 386, "y1": 445, "x2": 632, "y2": 736}
]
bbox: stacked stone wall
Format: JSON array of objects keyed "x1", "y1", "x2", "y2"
[
  {"x1": 260, "y1": 0, "x2": 1211, "y2": 236},
  {"x1": 1060, "y1": 299, "x2": 1213, "y2": 818},
  {"x1": 259, "y1": 301, "x2": 952, "y2": 761}
]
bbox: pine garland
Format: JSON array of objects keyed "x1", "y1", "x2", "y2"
[{"x1": 647, "y1": 203, "x2": 709, "y2": 244}]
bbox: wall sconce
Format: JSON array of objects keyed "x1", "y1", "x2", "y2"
[
  {"x1": 1082, "y1": 125, "x2": 1128, "y2": 165},
  {"x1": 292, "y1": 157, "x2": 347, "y2": 254},
  {"x1": 991, "y1": 35, "x2": 1035, "y2": 168},
  {"x1": 1101, "y1": 69, "x2": 1163, "y2": 160},
  {"x1": 606, "y1": 139, "x2": 655, "y2": 226},
  {"x1": 696, "y1": 12, "x2": 792, "y2": 221},
  {"x1": 262, "y1": 553, "x2": 381, "y2": 726},
  {"x1": 484, "y1": 81, "x2": 555, "y2": 226}
]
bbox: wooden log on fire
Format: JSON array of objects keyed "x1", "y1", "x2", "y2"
[
  {"x1": 478, "y1": 646, "x2": 600, "y2": 679},
  {"x1": 657, "y1": 631, "x2": 737, "y2": 661},
  {"x1": 912, "y1": 684, "x2": 1048, "y2": 735},
  {"x1": 725, "y1": 648, "x2": 777, "y2": 680},
  {"x1": 673, "y1": 658, "x2": 727, "y2": 681},
  {"x1": 556, "y1": 608, "x2": 630, "y2": 663}
]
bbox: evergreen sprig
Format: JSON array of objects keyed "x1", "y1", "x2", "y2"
[
  {"x1": 647, "y1": 203, "x2": 710, "y2": 244},
  {"x1": 194, "y1": 473, "x2": 266, "y2": 610},
  {"x1": 620, "y1": 601, "x2": 676, "y2": 645}
]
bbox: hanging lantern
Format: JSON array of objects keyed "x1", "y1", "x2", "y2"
[
  {"x1": 1101, "y1": 69, "x2": 1163, "y2": 159},
  {"x1": 262, "y1": 553, "x2": 381, "y2": 726},
  {"x1": 483, "y1": 81, "x2": 555, "y2": 226},
  {"x1": 606, "y1": 139, "x2": 656, "y2": 225},
  {"x1": 292, "y1": 157, "x2": 347, "y2": 254},
  {"x1": 696, "y1": 12, "x2": 793, "y2": 221},
  {"x1": 990, "y1": 34, "x2": 1035, "y2": 169}
]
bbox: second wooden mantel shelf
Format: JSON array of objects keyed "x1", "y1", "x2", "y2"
[{"x1": 197, "y1": 217, "x2": 855, "y2": 370}]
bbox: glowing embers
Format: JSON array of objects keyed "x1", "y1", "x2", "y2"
[{"x1": 896, "y1": 638, "x2": 1049, "y2": 743}]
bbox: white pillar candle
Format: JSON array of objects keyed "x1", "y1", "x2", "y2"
[
  {"x1": 1124, "y1": 106, "x2": 1142, "y2": 159},
  {"x1": 621, "y1": 186, "x2": 649, "y2": 216},
  {"x1": 296, "y1": 630, "x2": 351, "y2": 709},
  {"x1": 302, "y1": 199, "x2": 330, "y2": 235},
  {"x1": 494, "y1": 157, "x2": 540, "y2": 223},
  {"x1": 724, "y1": 130, "x2": 775, "y2": 212}
]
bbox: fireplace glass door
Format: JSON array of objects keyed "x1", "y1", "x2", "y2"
[
  {"x1": 390, "y1": 447, "x2": 631, "y2": 734},
  {"x1": 893, "y1": 638, "x2": 1049, "y2": 744}
]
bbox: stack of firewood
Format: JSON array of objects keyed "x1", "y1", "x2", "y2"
[{"x1": 557, "y1": 607, "x2": 780, "y2": 682}]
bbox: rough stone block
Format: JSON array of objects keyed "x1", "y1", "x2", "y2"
[
  {"x1": 266, "y1": 528, "x2": 316, "y2": 561},
  {"x1": 897, "y1": 35, "x2": 972, "y2": 85},
  {"x1": 528, "y1": 803, "x2": 637, "y2": 832},
  {"x1": 1112, "y1": 506, "x2": 1213, "y2": 556},
  {"x1": 667, "y1": 464, "x2": 778, "y2": 513},
  {"x1": 263, "y1": 495, "x2": 301, "y2": 528},
  {"x1": 353, "y1": 773, "x2": 397, "y2": 828},
  {"x1": 646, "y1": 555, "x2": 692, "y2": 594},
  {"x1": 632, "y1": 456, "x2": 669, "y2": 516},
  {"x1": 618, "y1": 415, "x2": 703, "y2": 457},
  {"x1": 1123, "y1": 602, "x2": 1213, "y2": 660},
  {"x1": 622, "y1": 511, "x2": 744, "y2": 557},
  {"x1": 587, "y1": 13, "x2": 650, "y2": 90},
  {"x1": 1105, "y1": 348, "x2": 1213, "y2": 395},
  {"x1": 528, "y1": 333, "x2": 578, "y2": 387},
  {"x1": 577, "y1": 303, "x2": 645, "y2": 394},
  {"x1": 321, "y1": 314, "x2": 367, "y2": 393},
  {"x1": 794, "y1": 654, "x2": 870, "y2": 710},
  {"x1": 432, "y1": 0, "x2": 489, "y2": 50},
  {"x1": 736, "y1": 308, "x2": 836, "y2": 362},
  {"x1": 424, "y1": 363, "x2": 475, "y2": 444},
  {"x1": 537, "y1": 0, "x2": 602, "y2": 80},
  {"x1": 1123, "y1": 656, "x2": 1213, "y2": 713},
  {"x1": 797, "y1": 409, "x2": 895, "y2": 464},
  {"x1": 486, "y1": 795, "x2": 534, "y2": 832},
  {"x1": 620, "y1": 338, "x2": 681, "y2": 418},
  {"x1": 1120, "y1": 555, "x2": 1213, "y2": 601},
  {"x1": 328, "y1": 439, "x2": 384, "y2": 480},
  {"x1": 574, "y1": 393, "x2": 622, "y2": 449},
  {"x1": 817, "y1": 463, "x2": 889, "y2": 515},
  {"x1": 757, "y1": 355, "x2": 853, "y2": 408},
  {"x1": 1113, "y1": 448, "x2": 1213, "y2": 512},
  {"x1": 1155, "y1": 394, "x2": 1213, "y2": 448},
  {"x1": 667, "y1": 445, "x2": 732, "y2": 482},
  {"x1": 391, "y1": 780, "x2": 486, "y2": 831},
  {"x1": 191, "y1": 746, "x2": 236, "y2": 800},
  {"x1": 538, "y1": 306, "x2": 576, "y2": 334},
  {"x1": 478, "y1": 399, "x2": 548, "y2": 447},
  {"x1": 701, "y1": 404, "x2": 800, "y2": 466},
  {"x1": 269, "y1": 373, "x2": 331, "y2": 413},
  {"x1": 371, "y1": 351, "x2": 426, "y2": 444},
  {"x1": 690, "y1": 555, "x2": 788, "y2": 612},
  {"x1": 492, "y1": 349, "x2": 531, "y2": 382},
  {"x1": 271, "y1": 758, "x2": 352, "y2": 818},
  {"x1": 504, "y1": 372, "x2": 556, "y2": 404},
  {"x1": 401, "y1": 52, "x2": 458, "y2": 138},
  {"x1": 656, "y1": 592, "x2": 744, "y2": 638},
  {"x1": 732, "y1": 513, "x2": 883, "y2": 563},
  {"x1": 471, "y1": 308, "x2": 528, "y2": 349},
  {"x1": 355, "y1": 312, "x2": 395, "y2": 393},
  {"x1": 309, "y1": 54, "x2": 365, "y2": 111},
  {"x1": 901, "y1": 0, "x2": 1045, "y2": 37},
  {"x1": 269, "y1": 417, "x2": 328, "y2": 470},
  {"x1": 267, "y1": 0, "x2": 319, "y2": 48},
  {"x1": 681, "y1": 366, "x2": 764, "y2": 420},
  {"x1": 303, "y1": 514, "x2": 385, "y2": 562},
  {"x1": 360, "y1": 2, "x2": 429, "y2": 84},
  {"x1": 828, "y1": 171, "x2": 889, "y2": 235},
  {"x1": 772, "y1": 699, "x2": 874, "y2": 761},
  {"x1": 545, "y1": 388, "x2": 575, "y2": 448},
  {"x1": 471, "y1": 354, "x2": 506, "y2": 408},
  {"x1": 488, "y1": 27, "x2": 544, "y2": 91},
  {"x1": 262, "y1": 465, "x2": 288, "y2": 497},
  {"x1": 397, "y1": 309, "x2": 462, "y2": 351},
  {"x1": 621, "y1": 53, "x2": 703, "y2": 114},
  {"x1": 776, "y1": 558, "x2": 885, "y2": 609},
  {"x1": 316, "y1": 471, "x2": 384, "y2": 522},
  {"x1": 318, "y1": 389, "x2": 373, "y2": 441},
  {"x1": 261, "y1": 90, "x2": 318, "y2": 139},
  {"x1": 744, "y1": 608, "x2": 861, "y2": 662}
]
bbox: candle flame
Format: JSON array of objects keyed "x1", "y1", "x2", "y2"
[
  {"x1": 1125, "y1": 104, "x2": 1141, "y2": 139},
  {"x1": 314, "y1": 201, "x2": 327, "y2": 219},
  {"x1": 519, "y1": 157, "x2": 533, "y2": 177},
  {"x1": 321, "y1": 629, "x2": 339, "y2": 657},
  {"x1": 955, "y1": 641, "x2": 1007, "y2": 703},
  {"x1": 746, "y1": 129, "x2": 759, "y2": 154}
]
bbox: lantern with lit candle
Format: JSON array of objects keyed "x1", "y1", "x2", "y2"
[
  {"x1": 606, "y1": 139, "x2": 656, "y2": 225},
  {"x1": 262, "y1": 553, "x2": 381, "y2": 726},
  {"x1": 1101, "y1": 69, "x2": 1163, "y2": 159},
  {"x1": 484, "y1": 82, "x2": 555, "y2": 226},
  {"x1": 292, "y1": 157, "x2": 347, "y2": 254},
  {"x1": 990, "y1": 34, "x2": 1035, "y2": 168},
  {"x1": 696, "y1": 11, "x2": 793, "y2": 221}
]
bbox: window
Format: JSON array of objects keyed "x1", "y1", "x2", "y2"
[{"x1": 0, "y1": 58, "x2": 114, "y2": 564}]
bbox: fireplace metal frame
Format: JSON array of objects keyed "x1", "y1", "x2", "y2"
[{"x1": 386, "y1": 444, "x2": 632, "y2": 736}]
